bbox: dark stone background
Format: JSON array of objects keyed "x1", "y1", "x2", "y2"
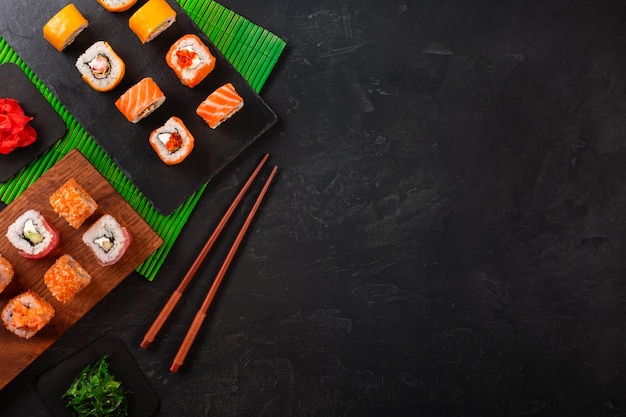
[{"x1": 3, "y1": 0, "x2": 626, "y2": 415}]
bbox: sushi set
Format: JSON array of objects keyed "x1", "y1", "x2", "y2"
[
  {"x1": 0, "y1": 149, "x2": 163, "y2": 390},
  {"x1": 0, "y1": 0, "x2": 278, "y2": 215}
]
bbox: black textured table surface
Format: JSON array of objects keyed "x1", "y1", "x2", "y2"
[{"x1": 3, "y1": 0, "x2": 626, "y2": 416}]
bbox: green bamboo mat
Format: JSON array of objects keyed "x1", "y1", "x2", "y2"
[{"x1": 0, "y1": 0, "x2": 285, "y2": 280}]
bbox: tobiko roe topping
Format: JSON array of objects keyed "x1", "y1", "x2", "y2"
[{"x1": 0, "y1": 98, "x2": 37, "y2": 155}]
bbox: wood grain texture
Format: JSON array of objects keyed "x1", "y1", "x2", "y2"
[{"x1": 0, "y1": 149, "x2": 163, "y2": 390}]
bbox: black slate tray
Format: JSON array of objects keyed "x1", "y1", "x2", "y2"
[
  {"x1": 0, "y1": 0, "x2": 277, "y2": 214},
  {"x1": 38, "y1": 336, "x2": 158, "y2": 417},
  {"x1": 0, "y1": 63, "x2": 67, "y2": 182}
]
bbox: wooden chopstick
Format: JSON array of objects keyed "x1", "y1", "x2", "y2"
[
  {"x1": 140, "y1": 154, "x2": 270, "y2": 349},
  {"x1": 170, "y1": 164, "x2": 279, "y2": 373}
]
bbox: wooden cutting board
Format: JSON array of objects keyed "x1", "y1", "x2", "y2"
[{"x1": 0, "y1": 149, "x2": 163, "y2": 390}]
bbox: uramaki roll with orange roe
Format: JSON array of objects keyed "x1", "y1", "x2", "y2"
[
  {"x1": 49, "y1": 178, "x2": 98, "y2": 229},
  {"x1": 44, "y1": 254, "x2": 92, "y2": 304}
]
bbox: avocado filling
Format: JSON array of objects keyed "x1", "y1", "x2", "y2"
[
  {"x1": 22, "y1": 220, "x2": 43, "y2": 245},
  {"x1": 94, "y1": 233, "x2": 114, "y2": 253}
]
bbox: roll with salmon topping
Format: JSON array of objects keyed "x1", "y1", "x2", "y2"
[
  {"x1": 196, "y1": 83, "x2": 244, "y2": 129},
  {"x1": 149, "y1": 116, "x2": 195, "y2": 165},
  {"x1": 75, "y1": 41, "x2": 126, "y2": 92},
  {"x1": 115, "y1": 77, "x2": 166, "y2": 123}
]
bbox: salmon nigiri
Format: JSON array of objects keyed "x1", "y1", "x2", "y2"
[
  {"x1": 115, "y1": 77, "x2": 166, "y2": 123},
  {"x1": 195, "y1": 83, "x2": 244, "y2": 129}
]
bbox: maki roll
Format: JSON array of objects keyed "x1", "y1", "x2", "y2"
[
  {"x1": 43, "y1": 4, "x2": 89, "y2": 52},
  {"x1": 115, "y1": 77, "x2": 166, "y2": 123},
  {"x1": 196, "y1": 83, "x2": 244, "y2": 129},
  {"x1": 149, "y1": 116, "x2": 195, "y2": 165},
  {"x1": 6, "y1": 210, "x2": 60, "y2": 259},
  {"x1": 166, "y1": 34, "x2": 216, "y2": 88},
  {"x1": 49, "y1": 178, "x2": 98, "y2": 229},
  {"x1": 96, "y1": 0, "x2": 137, "y2": 12},
  {"x1": 0, "y1": 253, "x2": 14, "y2": 294},
  {"x1": 75, "y1": 41, "x2": 125, "y2": 92},
  {"x1": 44, "y1": 254, "x2": 92, "y2": 304},
  {"x1": 82, "y1": 214, "x2": 133, "y2": 266},
  {"x1": 2, "y1": 290, "x2": 55, "y2": 339},
  {"x1": 129, "y1": 0, "x2": 177, "y2": 44}
]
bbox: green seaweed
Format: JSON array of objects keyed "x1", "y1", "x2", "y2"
[{"x1": 62, "y1": 354, "x2": 131, "y2": 417}]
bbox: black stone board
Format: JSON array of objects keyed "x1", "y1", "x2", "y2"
[
  {"x1": 0, "y1": 63, "x2": 67, "y2": 182},
  {"x1": 38, "y1": 336, "x2": 158, "y2": 417},
  {"x1": 0, "y1": 0, "x2": 277, "y2": 214}
]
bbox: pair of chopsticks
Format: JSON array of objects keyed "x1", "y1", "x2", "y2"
[{"x1": 140, "y1": 153, "x2": 278, "y2": 373}]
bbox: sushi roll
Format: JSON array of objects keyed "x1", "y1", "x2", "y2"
[
  {"x1": 196, "y1": 83, "x2": 244, "y2": 129},
  {"x1": 96, "y1": 0, "x2": 137, "y2": 12},
  {"x1": 149, "y1": 116, "x2": 195, "y2": 165},
  {"x1": 44, "y1": 254, "x2": 92, "y2": 304},
  {"x1": 2, "y1": 290, "x2": 55, "y2": 339},
  {"x1": 75, "y1": 41, "x2": 125, "y2": 92},
  {"x1": 43, "y1": 4, "x2": 89, "y2": 52},
  {"x1": 115, "y1": 77, "x2": 166, "y2": 123},
  {"x1": 166, "y1": 34, "x2": 216, "y2": 88},
  {"x1": 0, "y1": 254, "x2": 14, "y2": 294},
  {"x1": 82, "y1": 214, "x2": 133, "y2": 266},
  {"x1": 49, "y1": 178, "x2": 98, "y2": 229},
  {"x1": 6, "y1": 210, "x2": 60, "y2": 260},
  {"x1": 129, "y1": 0, "x2": 177, "y2": 44}
]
